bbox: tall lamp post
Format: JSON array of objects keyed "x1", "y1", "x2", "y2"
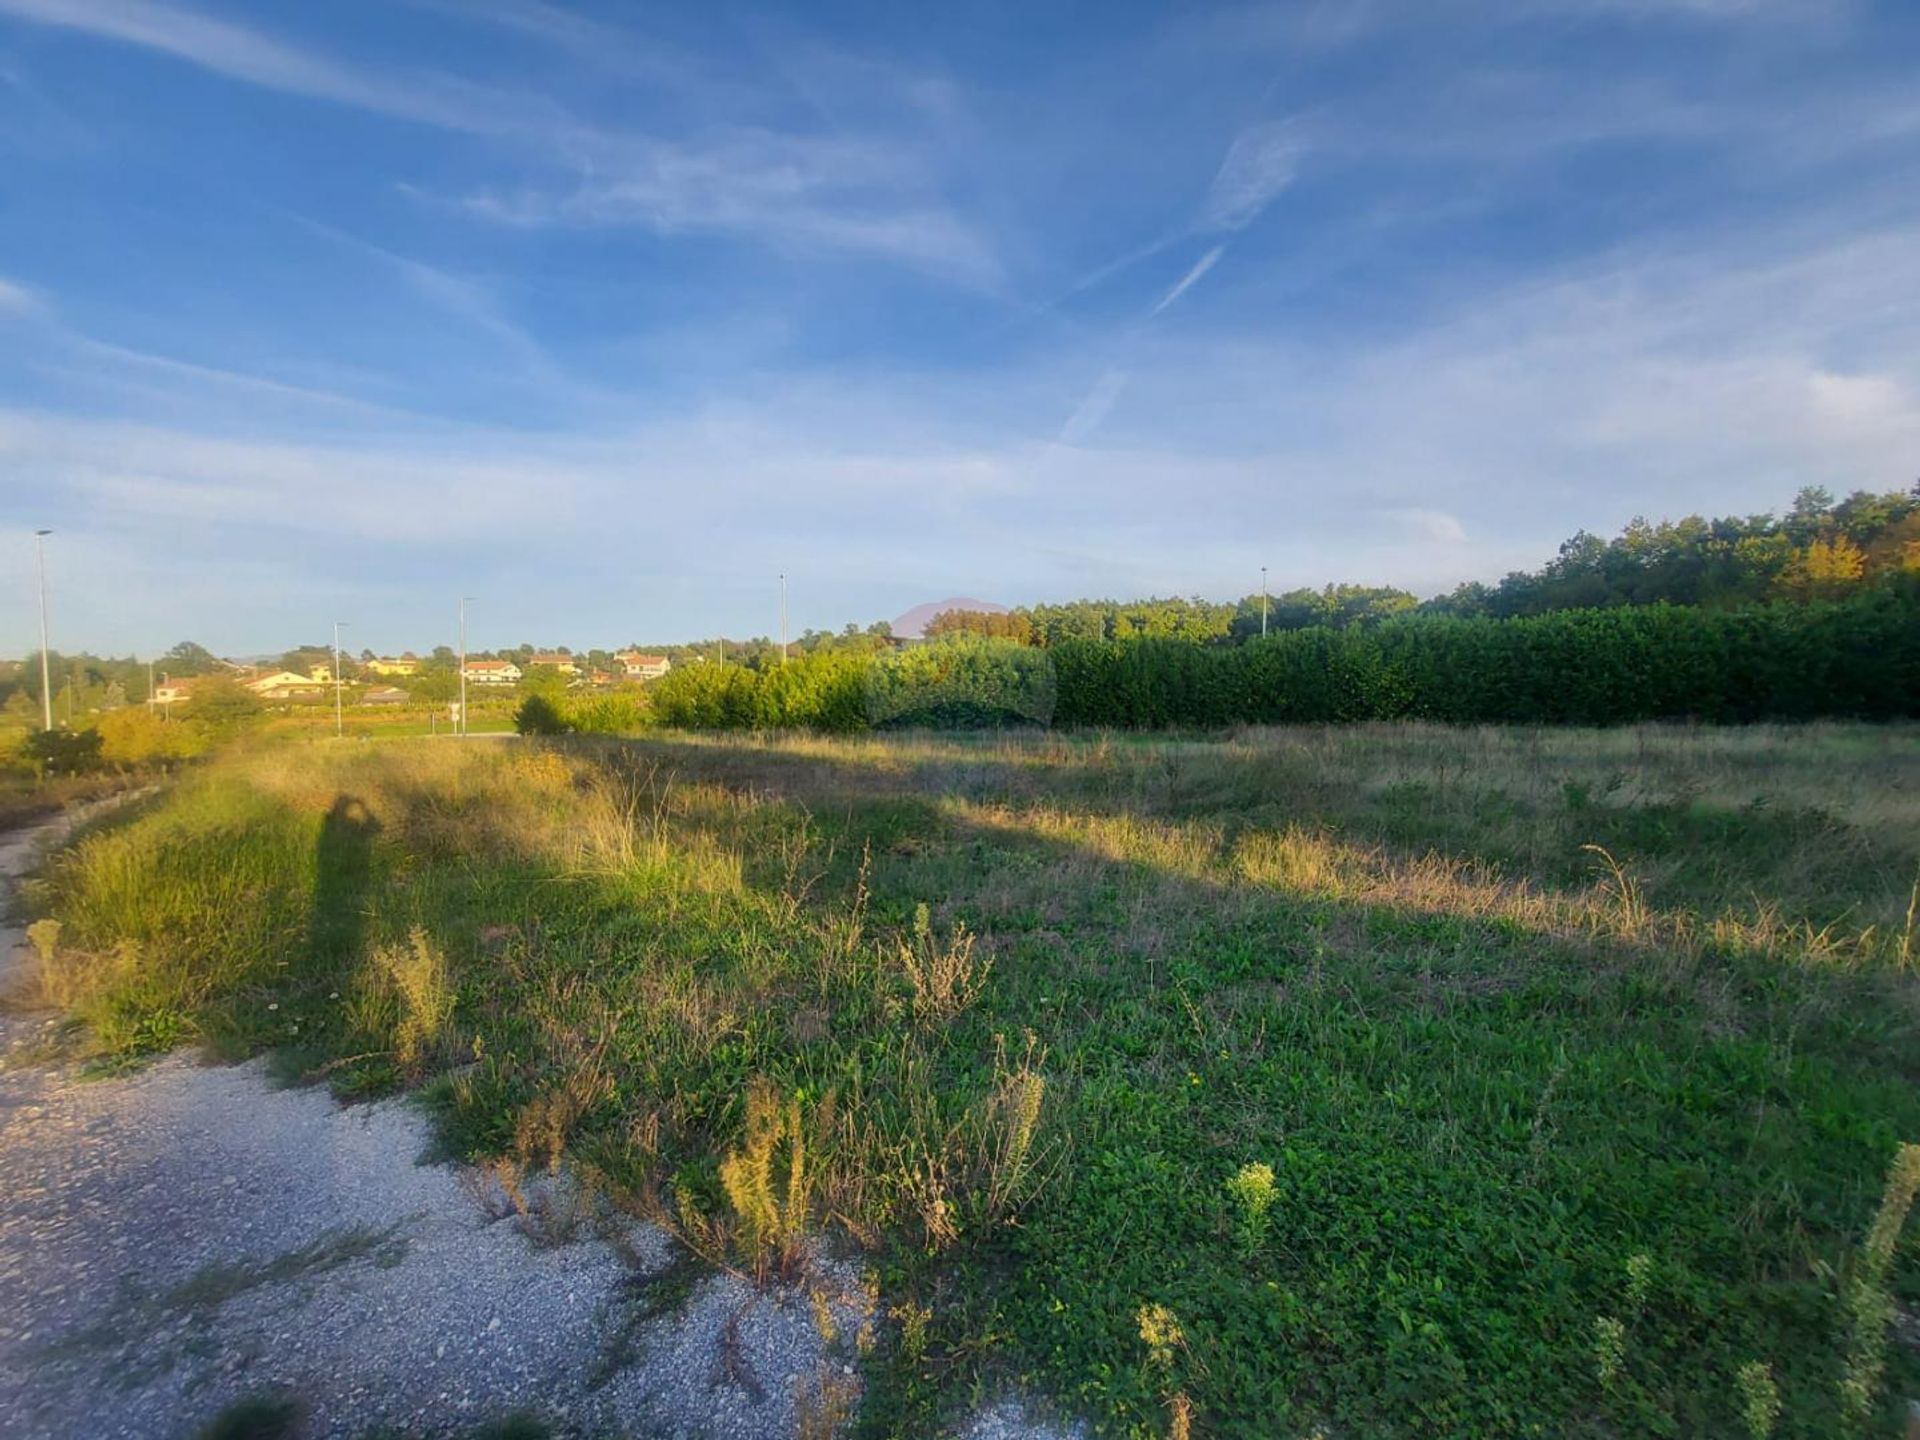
[
  {"x1": 779, "y1": 573, "x2": 788, "y2": 664},
  {"x1": 1260, "y1": 565, "x2": 1269, "y2": 639},
  {"x1": 34, "y1": 529, "x2": 53, "y2": 731},
  {"x1": 332, "y1": 620, "x2": 348, "y2": 738},
  {"x1": 458, "y1": 596, "x2": 474, "y2": 737}
]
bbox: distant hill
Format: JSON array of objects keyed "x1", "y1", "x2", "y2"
[{"x1": 891, "y1": 597, "x2": 1008, "y2": 640}]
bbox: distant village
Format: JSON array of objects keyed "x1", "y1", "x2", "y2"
[{"x1": 151, "y1": 650, "x2": 672, "y2": 708}]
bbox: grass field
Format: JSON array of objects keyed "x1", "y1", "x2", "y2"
[{"x1": 15, "y1": 724, "x2": 1920, "y2": 1437}]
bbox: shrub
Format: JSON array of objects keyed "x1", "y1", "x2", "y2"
[
  {"x1": 513, "y1": 693, "x2": 569, "y2": 736},
  {"x1": 23, "y1": 726, "x2": 104, "y2": 774},
  {"x1": 184, "y1": 678, "x2": 265, "y2": 735},
  {"x1": 563, "y1": 690, "x2": 647, "y2": 735},
  {"x1": 95, "y1": 707, "x2": 205, "y2": 766},
  {"x1": 864, "y1": 636, "x2": 1056, "y2": 728}
]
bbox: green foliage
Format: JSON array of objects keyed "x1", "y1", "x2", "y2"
[
  {"x1": 650, "y1": 651, "x2": 869, "y2": 732},
  {"x1": 1050, "y1": 588, "x2": 1920, "y2": 728},
  {"x1": 865, "y1": 636, "x2": 1057, "y2": 728},
  {"x1": 185, "y1": 678, "x2": 266, "y2": 736},
  {"x1": 562, "y1": 689, "x2": 647, "y2": 735},
  {"x1": 1425, "y1": 485, "x2": 1920, "y2": 618},
  {"x1": 95, "y1": 706, "x2": 206, "y2": 766},
  {"x1": 24, "y1": 726, "x2": 104, "y2": 774},
  {"x1": 513, "y1": 693, "x2": 569, "y2": 736}
]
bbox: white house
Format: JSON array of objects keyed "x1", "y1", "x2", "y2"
[
  {"x1": 245, "y1": 670, "x2": 327, "y2": 700},
  {"x1": 462, "y1": 660, "x2": 522, "y2": 685},
  {"x1": 615, "y1": 651, "x2": 671, "y2": 680}
]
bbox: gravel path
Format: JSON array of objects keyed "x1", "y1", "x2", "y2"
[{"x1": 0, "y1": 809, "x2": 1076, "y2": 1440}]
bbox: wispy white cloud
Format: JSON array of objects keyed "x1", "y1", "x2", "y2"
[
  {"x1": 1386, "y1": 508, "x2": 1470, "y2": 545},
  {"x1": 1201, "y1": 120, "x2": 1306, "y2": 232},
  {"x1": 0, "y1": 274, "x2": 41, "y2": 314},
  {"x1": 0, "y1": 0, "x2": 548, "y2": 133},
  {"x1": 459, "y1": 126, "x2": 1002, "y2": 287},
  {"x1": 1057, "y1": 369, "x2": 1129, "y2": 443},
  {"x1": 0, "y1": 0, "x2": 998, "y2": 283},
  {"x1": 1152, "y1": 245, "x2": 1226, "y2": 314}
]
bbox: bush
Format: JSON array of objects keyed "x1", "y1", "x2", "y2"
[
  {"x1": 185, "y1": 679, "x2": 265, "y2": 736},
  {"x1": 650, "y1": 651, "x2": 869, "y2": 732},
  {"x1": 23, "y1": 726, "x2": 104, "y2": 774},
  {"x1": 513, "y1": 693, "x2": 569, "y2": 736},
  {"x1": 564, "y1": 690, "x2": 647, "y2": 735},
  {"x1": 865, "y1": 636, "x2": 1057, "y2": 728},
  {"x1": 95, "y1": 707, "x2": 206, "y2": 766}
]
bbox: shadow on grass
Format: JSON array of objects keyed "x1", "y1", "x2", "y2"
[{"x1": 310, "y1": 796, "x2": 378, "y2": 968}]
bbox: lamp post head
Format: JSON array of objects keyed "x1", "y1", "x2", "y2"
[{"x1": 35, "y1": 528, "x2": 52, "y2": 537}]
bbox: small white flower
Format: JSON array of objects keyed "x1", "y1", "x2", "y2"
[{"x1": 268, "y1": 1003, "x2": 278, "y2": 1011}]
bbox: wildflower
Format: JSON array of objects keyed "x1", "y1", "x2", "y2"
[
  {"x1": 1138, "y1": 1303, "x2": 1185, "y2": 1370},
  {"x1": 1226, "y1": 1161, "x2": 1278, "y2": 1255}
]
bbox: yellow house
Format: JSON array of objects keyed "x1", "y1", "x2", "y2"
[{"x1": 367, "y1": 656, "x2": 419, "y2": 677}]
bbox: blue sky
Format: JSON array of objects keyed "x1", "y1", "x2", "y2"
[{"x1": 3, "y1": 0, "x2": 1918, "y2": 656}]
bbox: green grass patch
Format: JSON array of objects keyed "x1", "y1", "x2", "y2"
[{"x1": 26, "y1": 724, "x2": 1920, "y2": 1438}]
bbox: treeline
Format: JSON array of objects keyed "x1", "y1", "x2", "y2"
[
  {"x1": 926, "y1": 484, "x2": 1920, "y2": 646},
  {"x1": 632, "y1": 586, "x2": 1920, "y2": 733}
]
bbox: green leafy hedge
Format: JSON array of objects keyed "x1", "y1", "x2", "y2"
[
  {"x1": 865, "y1": 636, "x2": 1056, "y2": 727},
  {"x1": 647, "y1": 587, "x2": 1920, "y2": 733},
  {"x1": 1052, "y1": 587, "x2": 1920, "y2": 727}
]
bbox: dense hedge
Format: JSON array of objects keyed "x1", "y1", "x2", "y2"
[
  {"x1": 865, "y1": 636, "x2": 1057, "y2": 727},
  {"x1": 1053, "y1": 588, "x2": 1920, "y2": 727},
  {"x1": 649, "y1": 649, "x2": 869, "y2": 732},
  {"x1": 648, "y1": 588, "x2": 1920, "y2": 733}
]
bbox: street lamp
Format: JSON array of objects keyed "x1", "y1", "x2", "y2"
[
  {"x1": 34, "y1": 529, "x2": 52, "y2": 731},
  {"x1": 458, "y1": 596, "x2": 475, "y2": 737},
  {"x1": 1260, "y1": 565, "x2": 1269, "y2": 639},
  {"x1": 332, "y1": 620, "x2": 348, "y2": 738}
]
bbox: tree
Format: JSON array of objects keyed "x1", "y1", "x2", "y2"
[
  {"x1": 25, "y1": 727, "x2": 103, "y2": 774},
  {"x1": 96, "y1": 707, "x2": 203, "y2": 765},
  {"x1": 186, "y1": 678, "x2": 264, "y2": 735},
  {"x1": 514, "y1": 693, "x2": 569, "y2": 736},
  {"x1": 161, "y1": 641, "x2": 222, "y2": 676},
  {"x1": 1779, "y1": 536, "x2": 1867, "y2": 600},
  {"x1": 517, "y1": 666, "x2": 569, "y2": 703}
]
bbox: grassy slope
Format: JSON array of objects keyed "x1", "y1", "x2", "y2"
[{"x1": 19, "y1": 724, "x2": 1920, "y2": 1438}]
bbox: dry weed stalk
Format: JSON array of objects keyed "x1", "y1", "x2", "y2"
[
  {"x1": 373, "y1": 927, "x2": 454, "y2": 1070},
  {"x1": 900, "y1": 902, "x2": 991, "y2": 1025},
  {"x1": 1839, "y1": 1141, "x2": 1920, "y2": 1425},
  {"x1": 718, "y1": 1080, "x2": 832, "y2": 1283}
]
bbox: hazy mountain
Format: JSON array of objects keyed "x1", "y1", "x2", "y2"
[{"x1": 890, "y1": 597, "x2": 1008, "y2": 640}]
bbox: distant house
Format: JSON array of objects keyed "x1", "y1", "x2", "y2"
[
  {"x1": 367, "y1": 655, "x2": 419, "y2": 677},
  {"x1": 245, "y1": 670, "x2": 327, "y2": 700},
  {"x1": 152, "y1": 678, "x2": 195, "y2": 706},
  {"x1": 361, "y1": 686, "x2": 410, "y2": 706},
  {"x1": 615, "y1": 651, "x2": 671, "y2": 680},
  {"x1": 463, "y1": 660, "x2": 522, "y2": 685},
  {"x1": 527, "y1": 652, "x2": 579, "y2": 675},
  {"x1": 586, "y1": 668, "x2": 615, "y2": 687}
]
